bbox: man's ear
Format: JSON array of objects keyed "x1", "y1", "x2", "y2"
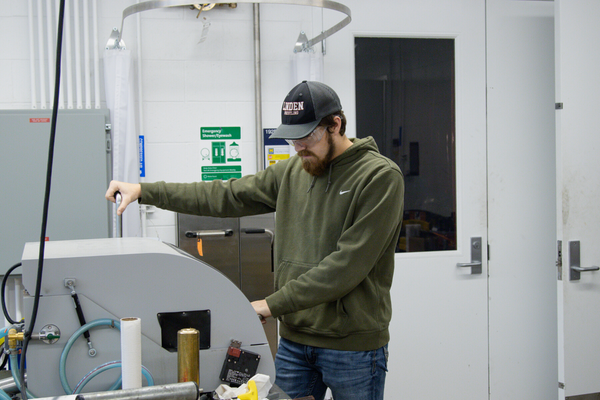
[{"x1": 333, "y1": 115, "x2": 342, "y2": 134}]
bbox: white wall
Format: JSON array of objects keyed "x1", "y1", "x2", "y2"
[{"x1": 0, "y1": 2, "x2": 32, "y2": 109}]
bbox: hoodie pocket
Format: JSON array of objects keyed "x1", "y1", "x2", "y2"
[{"x1": 277, "y1": 259, "x2": 350, "y2": 337}]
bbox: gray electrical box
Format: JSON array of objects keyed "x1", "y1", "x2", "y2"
[{"x1": 0, "y1": 109, "x2": 112, "y2": 273}]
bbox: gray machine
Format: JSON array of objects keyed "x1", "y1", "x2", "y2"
[{"x1": 21, "y1": 237, "x2": 275, "y2": 397}]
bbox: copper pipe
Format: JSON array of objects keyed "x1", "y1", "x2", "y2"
[{"x1": 177, "y1": 328, "x2": 200, "y2": 385}]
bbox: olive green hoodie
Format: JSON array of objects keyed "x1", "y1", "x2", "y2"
[{"x1": 139, "y1": 136, "x2": 404, "y2": 351}]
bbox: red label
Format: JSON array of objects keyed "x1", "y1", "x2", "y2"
[
  {"x1": 30, "y1": 118, "x2": 50, "y2": 123},
  {"x1": 228, "y1": 347, "x2": 242, "y2": 358}
]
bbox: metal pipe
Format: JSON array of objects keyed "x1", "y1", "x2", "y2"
[
  {"x1": 115, "y1": 193, "x2": 123, "y2": 238},
  {"x1": 136, "y1": 0, "x2": 149, "y2": 237},
  {"x1": 73, "y1": 0, "x2": 83, "y2": 108},
  {"x1": 0, "y1": 375, "x2": 19, "y2": 394},
  {"x1": 37, "y1": 1, "x2": 46, "y2": 110},
  {"x1": 83, "y1": 0, "x2": 92, "y2": 109},
  {"x1": 92, "y1": 0, "x2": 101, "y2": 108},
  {"x1": 14, "y1": 277, "x2": 22, "y2": 322},
  {"x1": 177, "y1": 328, "x2": 199, "y2": 384},
  {"x1": 75, "y1": 382, "x2": 200, "y2": 400},
  {"x1": 37, "y1": 0, "x2": 47, "y2": 109},
  {"x1": 27, "y1": 0, "x2": 37, "y2": 109},
  {"x1": 65, "y1": 0, "x2": 74, "y2": 109},
  {"x1": 46, "y1": 0, "x2": 55, "y2": 107},
  {"x1": 254, "y1": 3, "x2": 263, "y2": 172},
  {"x1": 56, "y1": 0, "x2": 66, "y2": 109},
  {"x1": 117, "y1": 1, "x2": 350, "y2": 55}
]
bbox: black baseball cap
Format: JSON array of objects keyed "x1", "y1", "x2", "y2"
[{"x1": 269, "y1": 81, "x2": 342, "y2": 140}]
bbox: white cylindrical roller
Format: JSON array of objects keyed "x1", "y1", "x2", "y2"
[{"x1": 120, "y1": 317, "x2": 142, "y2": 389}]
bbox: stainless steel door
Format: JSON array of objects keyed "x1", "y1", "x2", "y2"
[
  {"x1": 178, "y1": 215, "x2": 240, "y2": 287},
  {"x1": 177, "y1": 213, "x2": 277, "y2": 357}
]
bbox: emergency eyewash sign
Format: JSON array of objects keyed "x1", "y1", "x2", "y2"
[{"x1": 200, "y1": 127, "x2": 242, "y2": 181}]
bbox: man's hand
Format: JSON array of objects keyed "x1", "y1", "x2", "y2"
[
  {"x1": 251, "y1": 300, "x2": 272, "y2": 325},
  {"x1": 105, "y1": 180, "x2": 142, "y2": 216}
]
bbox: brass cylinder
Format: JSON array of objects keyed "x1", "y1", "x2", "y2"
[{"x1": 177, "y1": 328, "x2": 199, "y2": 385}]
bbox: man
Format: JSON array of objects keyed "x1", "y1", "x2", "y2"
[{"x1": 106, "y1": 81, "x2": 404, "y2": 400}]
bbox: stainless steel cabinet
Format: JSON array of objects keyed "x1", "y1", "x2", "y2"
[{"x1": 177, "y1": 213, "x2": 277, "y2": 357}]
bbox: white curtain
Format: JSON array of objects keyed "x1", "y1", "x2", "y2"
[
  {"x1": 291, "y1": 51, "x2": 324, "y2": 85},
  {"x1": 103, "y1": 49, "x2": 141, "y2": 237}
]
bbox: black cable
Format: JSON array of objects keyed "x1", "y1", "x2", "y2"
[
  {"x1": 1, "y1": 262, "x2": 22, "y2": 325},
  {"x1": 20, "y1": 1, "x2": 66, "y2": 398}
]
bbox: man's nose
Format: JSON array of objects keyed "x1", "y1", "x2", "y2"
[{"x1": 294, "y1": 141, "x2": 306, "y2": 151}]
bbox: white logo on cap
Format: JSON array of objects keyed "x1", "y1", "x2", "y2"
[{"x1": 282, "y1": 101, "x2": 304, "y2": 116}]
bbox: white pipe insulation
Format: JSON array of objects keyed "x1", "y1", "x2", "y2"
[
  {"x1": 36, "y1": 0, "x2": 47, "y2": 109},
  {"x1": 27, "y1": 0, "x2": 37, "y2": 109}
]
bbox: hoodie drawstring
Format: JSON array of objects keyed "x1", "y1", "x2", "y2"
[
  {"x1": 325, "y1": 163, "x2": 333, "y2": 193},
  {"x1": 306, "y1": 163, "x2": 334, "y2": 193},
  {"x1": 307, "y1": 176, "x2": 316, "y2": 193}
]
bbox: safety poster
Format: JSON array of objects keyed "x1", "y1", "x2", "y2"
[{"x1": 200, "y1": 127, "x2": 242, "y2": 181}]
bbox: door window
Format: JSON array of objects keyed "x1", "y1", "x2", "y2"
[{"x1": 355, "y1": 37, "x2": 456, "y2": 252}]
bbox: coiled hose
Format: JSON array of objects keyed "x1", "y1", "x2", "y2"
[{"x1": 58, "y1": 318, "x2": 154, "y2": 395}]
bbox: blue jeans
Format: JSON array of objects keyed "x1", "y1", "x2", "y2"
[{"x1": 274, "y1": 338, "x2": 389, "y2": 400}]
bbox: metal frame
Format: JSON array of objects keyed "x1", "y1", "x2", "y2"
[{"x1": 112, "y1": 0, "x2": 351, "y2": 51}]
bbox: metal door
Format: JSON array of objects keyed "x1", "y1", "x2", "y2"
[
  {"x1": 364, "y1": 1, "x2": 489, "y2": 398},
  {"x1": 177, "y1": 213, "x2": 277, "y2": 357},
  {"x1": 555, "y1": 1, "x2": 600, "y2": 398}
]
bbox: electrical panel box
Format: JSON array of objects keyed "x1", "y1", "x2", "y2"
[{"x1": 0, "y1": 109, "x2": 112, "y2": 273}]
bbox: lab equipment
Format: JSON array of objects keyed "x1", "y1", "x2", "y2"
[{"x1": 18, "y1": 237, "x2": 275, "y2": 397}]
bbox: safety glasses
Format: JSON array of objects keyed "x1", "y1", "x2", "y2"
[{"x1": 286, "y1": 126, "x2": 326, "y2": 147}]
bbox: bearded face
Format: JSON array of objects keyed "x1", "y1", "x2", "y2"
[{"x1": 297, "y1": 130, "x2": 336, "y2": 176}]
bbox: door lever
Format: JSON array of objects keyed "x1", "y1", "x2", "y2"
[
  {"x1": 185, "y1": 229, "x2": 234, "y2": 238},
  {"x1": 569, "y1": 241, "x2": 599, "y2": 281},
  {"x1": 457, "y1": 237, "x2": 482, "y2": 274}
]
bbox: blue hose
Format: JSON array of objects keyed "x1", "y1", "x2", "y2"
[
  {"x1": 4, "y1": 325, "x2": 35, "y2": 398},
  {"x1": 59, "y1": 318, "x2": 121, "y2": 394},
  {"x1": 72, "y1": 361, "x2": 154, "y2": 394},
  {"x1": 0, "y1": 326, "x2": 10, "y2": 340},
  {"x1": 59, "y1": 318, "x2": 154, "y2": 395},
  {"x1": 9, "y1": 353, "x2": 36, "y2": 399}
]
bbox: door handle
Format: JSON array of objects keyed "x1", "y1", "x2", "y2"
[
  {"x1": 457, "y1": 237, "x2": 482, "y2": 274},
  {"x1": 241, "y1": 228, "x2": 274, "y2": 244},
  {"x1": 185, "y1": 229, "x2": 234, "y2": 238},
  {"x1": 569, "y1": 241, "x2": 600, "y2": 281}
]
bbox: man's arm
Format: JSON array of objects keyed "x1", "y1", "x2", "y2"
[
  {"x1": 105, "y1": 180, "x2": 141, "y2": 216},
  {"x1": 251, "y1": 300, "x2": 272, "y2": 324}
]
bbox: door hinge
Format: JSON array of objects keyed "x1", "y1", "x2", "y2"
[
  {"x1": 558, "y1": 382, "x2": 565, "y2": 389},
  {"x1": 557, "y1": 240, "x2": 563, "y2": 281},
  {"x1": 555, "y1": 102, "x2": 563, "y2": 110}
]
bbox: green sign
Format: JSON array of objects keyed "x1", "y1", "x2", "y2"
[
  {"x1": 201, "y1": 165, "x2": 242, "y2": 181},
  {"x1": 201, "y1": 127, "x2": 241, "y2": 140}
]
